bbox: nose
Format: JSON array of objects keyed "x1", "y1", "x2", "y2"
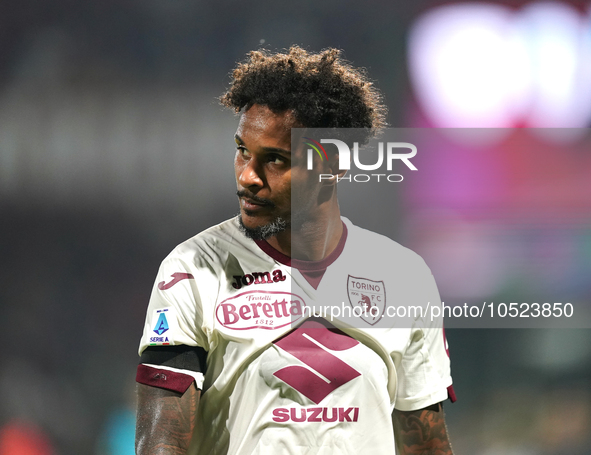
[{"x1": 237, "y1": 156, "x2": 264, "y2": 189}]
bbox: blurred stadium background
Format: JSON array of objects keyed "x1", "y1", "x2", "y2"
[{"x1": 1, "y1": 0, "x2": 590, "y2": 453}]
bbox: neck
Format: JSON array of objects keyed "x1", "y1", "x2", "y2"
[{"x1": 266, "y1": 199, "x2": 343, "y2": 261}]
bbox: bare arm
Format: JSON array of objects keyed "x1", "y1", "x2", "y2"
[
  {"x1": 136, "y1": 382, "x2": 200, "y2": 455},
  {"x1": 392, "y1": 402, "x2": 454, "y2": 455}
]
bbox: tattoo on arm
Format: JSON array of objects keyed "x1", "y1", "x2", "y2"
[
  {"x1": 136, "y1": 383, "x2": 200, "y2": 455},
  {"x1": 392, "y1": 402, "x2": 454, "y2": 455}
]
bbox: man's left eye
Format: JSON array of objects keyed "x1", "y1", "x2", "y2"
[{"x1": 269, "y1": 155, "x2": 285, "y2": 165}]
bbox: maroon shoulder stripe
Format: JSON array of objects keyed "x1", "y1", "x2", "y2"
[{"x1": 136, "y1": 364, "x2": 196, "y2": 393}]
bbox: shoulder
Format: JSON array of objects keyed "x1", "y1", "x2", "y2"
[
  {"x1": 342, "y1": 217, "x2": 431, "y2": 274},
  {"x1": 163, "y1": 217, "x2": 253, "y2": 268}
]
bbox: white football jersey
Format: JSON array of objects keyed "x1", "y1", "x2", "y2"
[{"x1": 138, "y1": 217, "x2": 453, "y2": 455}]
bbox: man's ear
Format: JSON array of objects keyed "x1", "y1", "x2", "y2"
[{"x1": 324, "y1": 152, "x2": 348, "y2": 185}]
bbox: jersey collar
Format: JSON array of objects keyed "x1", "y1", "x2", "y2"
[{"x1": 254, "y1": 221, "x2": 348, "y2": 272}]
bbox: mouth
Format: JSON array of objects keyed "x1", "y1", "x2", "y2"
[
  {"x1": 241, "y1": 198, "x2": 268, "y2": 211},
  {"x1": 237, "y1": 191, "x2": 274, "y2": 213}
]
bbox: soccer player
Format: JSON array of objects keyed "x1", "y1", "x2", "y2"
[{"x1": 136, "y1": 46, "x2": 455, "y2": 455}]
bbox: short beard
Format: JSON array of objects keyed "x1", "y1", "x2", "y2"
[{"x1": 238, "y1": 215, "x2": 289, "y2": 241}]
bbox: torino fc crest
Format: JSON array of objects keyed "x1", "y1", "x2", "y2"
[{"x1": 347, "y1": 276, "x2": 386, "y2": 325}]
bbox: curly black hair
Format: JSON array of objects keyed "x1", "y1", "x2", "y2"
[{"x1": 220, "y1": 46, "x2": 387, "y2": 139}]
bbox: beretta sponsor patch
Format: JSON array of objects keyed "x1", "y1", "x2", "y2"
[{"x1": 216, "y1": 291, "x2": 307, "y2": 330}]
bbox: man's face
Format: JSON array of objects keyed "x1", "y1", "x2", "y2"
[{"x1": 234, "y1": 104, "x2": 317, "y2": 240}]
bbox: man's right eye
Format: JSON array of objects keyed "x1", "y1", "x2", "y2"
[{"x1": 237, "y1": 146, "x2": 250, "y2": 157}]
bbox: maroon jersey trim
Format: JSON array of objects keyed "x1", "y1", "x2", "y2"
[
  {"x1": 254, "y1": 222, "x2": 348, "y2": 289},
  {"x1": 254, "y1": 222, "x2": 348, "y2": 271},
  {"x1": 442, "y1": 326, "x2": 456, "y2": 402},
  {"x1": 447, "y1": 385, "x2": 457, "y2": 402},
  {"x1": 136, "y1": 364, "x2": 196, "y2": 393}
]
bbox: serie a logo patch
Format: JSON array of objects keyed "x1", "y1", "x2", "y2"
[
  {"x1": 149, "y1": 308, "x2": 176, "y2": 345},
  {"x1": 154, "y1": 311, "x2": 169, "y2": 335}
]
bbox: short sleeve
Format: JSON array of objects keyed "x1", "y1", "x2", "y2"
[
  {"x1": 136, "y1": 344, "x2": 208, "y2": 392},
  {"x1": 138, "y1": 255, "x2": 209, "y2": 356},
  {"x1": 394, "y1": 259, "x2": 453, "y2": 411}
]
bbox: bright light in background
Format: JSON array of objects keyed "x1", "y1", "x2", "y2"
[
  {"x1": 519, "y1": 2, "x2": 591, "y2": 129},
  {"x1": 408, "y1": 4, "x2": 529, "y2": 129},
  {"x1": 408, "y1": 2, "x2": 591, "y2": 136}
]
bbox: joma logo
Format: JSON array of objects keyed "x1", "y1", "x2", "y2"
[{"x1": 232, "y1": 269, "x2": 286, "y2": 289}]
